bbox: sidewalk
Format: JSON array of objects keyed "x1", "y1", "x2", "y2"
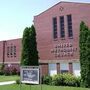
[{"x1": 0, "y1": 81, "x2": 16, "y2": 85}]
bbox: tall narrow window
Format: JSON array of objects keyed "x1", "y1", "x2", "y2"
[
  {"x1": 14, "y1": 46, "x2": 16, "y2": 57},
  {"x1": 7, "y1": 47, "x2": 10, "y2": 57},
  {"x1": 60, "y1": 16, "x2": 65, "y2": 38},
  {"x1": 10, "y1": 45, "x2": 13, "y2": 57},
  {"x1": 67, "y1": 15, "x2": 73, "y2": 38},
  {"x1": 53, "y1": 17, "x2": 57, "y2": 39}
]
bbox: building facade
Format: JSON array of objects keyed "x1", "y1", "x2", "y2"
[
  {"x1": 0, "y1": 2, "x2": 90, "y2": 76},
  {"x1": 34, "y1": 2, "x2": 90, "y2": 76},
  {"x1": 0, "y1": 38, "x2": 21, "y2": 69}
]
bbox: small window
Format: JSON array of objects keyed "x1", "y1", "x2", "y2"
[
  {"x1": 67, "y1": 15, "x2": 73, "y2": 38},
  {"x1": 53, "y1": 17, "x2": 58, "y2": 39},
  {"x1": 7, "y1": 45, "x2": 17, "y2": 58},
  {"x1": 60, "y1": 16, "x2": 65, "y2": 38}
]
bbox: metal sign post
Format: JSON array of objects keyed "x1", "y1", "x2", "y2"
[{"x1": 40, "y1": 65, "x2": 42, "y2": 90}]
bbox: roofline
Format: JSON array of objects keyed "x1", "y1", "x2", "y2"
[
  {"x1": 34, "y1": 1, "x2": 90, "y2": 17},
  {"x1": 0, "y1": 38, "x2": 22, "y2": 42}
]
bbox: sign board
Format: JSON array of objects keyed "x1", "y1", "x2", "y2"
[{"x1": 20, "y1": 66, "x2": 39, "y2": 84}]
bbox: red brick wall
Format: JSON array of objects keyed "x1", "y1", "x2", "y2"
[
  {"x1": 34, "y1": 2, "x2": 90, "y2": 62},
  {"x1": 4, "y1": 38, "x2": 22, "y2": 63},
  {"x1": 69, "y1": 63, "x2": 73, "y2": 74},
  {"x1": 0, "y1": 38, "x2": 22, "y2": 64},
  {"x1": 57, "y1": 63, "x2": 60, "y2": 74},
  {"x1": 0, "y1": 41, "x2": 4, "y2": 63},
  {"x1": 40, "y1": 63, "x2": 48, "y2": 76}
]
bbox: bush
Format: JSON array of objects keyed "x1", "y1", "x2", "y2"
[
  {"x1": 4, "y1": 67, "x2": 11, "y2": 76},
  {"x1": 52, "y1": 73, "x2": 81, "y2": 87},
  {"x1": 0, "y1": 64, "x2": 5, "y2": 75},
  {"x1": 0, "y1": 70, "x2": 4, "y2": 75},
  {"x1": 76, "y1": 76, "x2": 81, "y2": 87},
  {"x1": 42, "y1": 75, "x2": 52, "y2": 85},
  {"x1": 3, "y1": 65, "x2": 20, "y2": 76},
  {"x1": 63, "y1": 73, "x2": 77, "y2": 86},
  {"x1": 52, "y1": 74, "x2": 64, "y2": 86},
  {"x1": 11, "y1": 68, "x2": 17, "y2": 75},
  {"x1": 16, "y1": 79, "x2": 21, "y2": 84}
]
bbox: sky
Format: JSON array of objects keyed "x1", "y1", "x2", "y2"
[{"x1": 0, "y1": 0, "x2": 90, "y2": 41}]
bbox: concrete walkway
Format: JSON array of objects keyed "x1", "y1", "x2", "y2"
[{"x1": 0, "y1": 81, "x2": 16, "y2": 85}]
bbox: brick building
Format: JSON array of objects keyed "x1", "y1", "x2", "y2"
[
  {"x1": 34, "y1": 2, "x2": 90, "y2": 76},
  {"x1": 0, "y1": 2, "x2": 90, "y2": 76},
  {"x1": 0, "y1": 38, "x2": 21, "y2": 69}
]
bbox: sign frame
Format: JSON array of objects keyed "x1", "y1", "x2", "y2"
[{"x1": 20, "y1": 66, "x2": 39, "y2": 84}]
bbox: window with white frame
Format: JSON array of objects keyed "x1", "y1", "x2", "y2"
[{"x1": 49, "y1": 63, "x2": 57, "y2": 76}]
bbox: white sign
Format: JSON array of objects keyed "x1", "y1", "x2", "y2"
[{"x1": 20, "y1": 66, "x2": 39, "y2": 84}]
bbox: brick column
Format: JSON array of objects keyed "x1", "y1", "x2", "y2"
[
  {"x1": 69, "y1": 62, "x2": 73, "y2": 74},
  {"x1": 57, "y1": 63, "x2": 60, "y2": 74},
  {"x1": 40, "y1": 63, "x2": 48, "y2": 77}
]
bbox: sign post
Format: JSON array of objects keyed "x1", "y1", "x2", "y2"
[{"x1": 20, "y1": 66, "x2": 39, "y2": 90}]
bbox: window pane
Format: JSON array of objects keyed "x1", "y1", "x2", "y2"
[
  {"x1": 53, "y1": 17, "x2": 58, "y2": 39},
  {"x1": 7, "y1": 47, "x2": 10, "y2": 57},
  {"x1": 60, "y1": 16, "x2": 65, "y2": 38},
  {"x1": 67, "y1": 15, "x2": 73, "y2": 38},
  {"x1": 14, "y1": 46, "x2": 16, "y2": 57}
]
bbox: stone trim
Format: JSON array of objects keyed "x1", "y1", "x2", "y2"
[{"x1": 39, "y1": 59, "x2": 79, "y2": 63}]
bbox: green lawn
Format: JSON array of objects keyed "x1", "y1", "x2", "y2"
[
  {"x1": 0, "y1": 75, "x2": 89, "y2": 90},
  {"x1": 0, "y1": 75, "x2": 19, "y2": 82},
  {"x1": 0, "y1": 84, "x2": 89, "y2": 90}
]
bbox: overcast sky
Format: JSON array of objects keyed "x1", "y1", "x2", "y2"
[{"x1": 0, "y1": 0, "x2": 90, "y2": 41}]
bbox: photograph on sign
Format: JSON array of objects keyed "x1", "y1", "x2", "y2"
[{"x1": 21, "y1": 67, "x2": 39, "y2": 84}]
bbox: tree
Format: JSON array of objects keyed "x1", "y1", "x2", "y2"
[
  {"x1": 21, "y1": 25, "x2": 39, "y2": 66},
  {"x1": 79, "y1": 21, "x2": 90, "y2": 87},
  {"x1": 29, "y1": 25, "x2": 39, "y2": 66},
  {"x1": 85, "y1": 33, "x2": 90, "y2": 87},
  {"x1": 21, "y1": 27, "x2": 31, "y2": 65}
]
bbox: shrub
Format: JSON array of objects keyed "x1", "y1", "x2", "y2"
[
  {"x1": 76, "y1": 76, "x2": 81, "y2": 87},
  {"x1": 3, "y1": 65, "x2": 20, "y2": 76},
  {"x1": 52, "y1": 74, "x2": 64, "y2": 86},
  {"x1": 4, "y1": 67, "x2": 11, "y2": 76},
  {"x1": 11, "y1": 68, "x2": 17, "y2": 75},
  {"x1": 42, "y1": 75, "x2": 52, "y2": 85},
  {"x1": 52, "y1": 73, "x2": 81, "y2": 87},
  {"x1": 16, "y1": 79, "x2": 21, "y2": 84},
  {"x1": 62, "y1": 73, "x2": 77, "y2": 86},
  {"x1": 0, "y1": 70, "x2": 4, "y2": 75},
  {"x1": 0, "y1": 64, "x2": 5, "y2": 75}
]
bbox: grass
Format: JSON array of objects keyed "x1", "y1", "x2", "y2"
[
  {"x1": 0, "y1": 84, "x2": 89, "y2": 90},
  {"x1": 0, "y1": 75, "x2": 89, "y2": 90},
  {"x1": 0, "y1": 75, "x2": 20, "y2": 82}
]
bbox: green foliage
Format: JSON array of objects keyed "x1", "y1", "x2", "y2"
[
  {"x1": 42, "y1": 74, "x2": 81, "y2": 87},
  {"x1": 0, "y1": 64, "x2": 4, "y2": 75},
  {"x1": 0, "y1": 84, "x2": 89, "y2": 90},
  {"x1": 52, "y1": 74, "x2": 64, "y2": 86},
  {"x1": 16, "y1": 79, "x2": 20, "y2": 84},
  {"x1": 21, "y1": 25, "x2": 39, "y2": 66},
  {"x1": 42, "y1": 75, "x2": 52, "y2": 85},
  {"x1": 29, "y1": 25, "x2": 39, "y2": 66},
  {"x1": 79, "y1": 21, "x2": 90, "y2": 88},
  {"x1": 62, "y1": 73, "x2": 80, "y2": 87},
  {"x1": 52, "y1": 73, "x2": 81, "y2": 87},
  {"x1": 21, "y1": 27, "x2": 31, "y2": 65}
]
